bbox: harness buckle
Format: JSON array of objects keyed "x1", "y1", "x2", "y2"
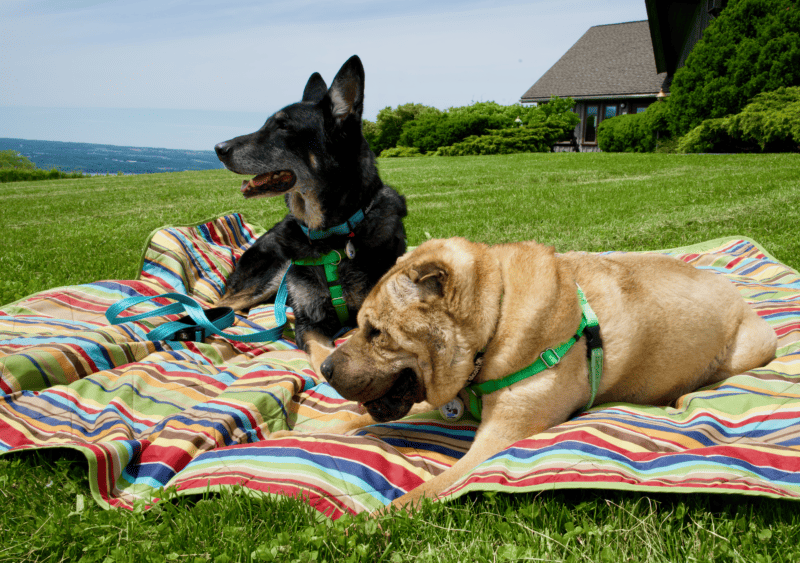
[
  {"x1": 584, "y1": 324, "x2": 602, "y2": 352},
  {"x1": 539, "y1": 348, "x2": 561, "y2": 368}
]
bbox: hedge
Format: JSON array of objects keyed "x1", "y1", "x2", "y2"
[
  {"x1": 667, "y1": 0, "x2": 800, "y2": 137},
  {"x1": 597, "y1": 101, "x2": 671, "y2": 153},
  {"x1": 678, "y1": 86, "x2": 800, "y2": 153},
  {"x1": 0, "y1": 169, "x2": 86, "y2": 183}
]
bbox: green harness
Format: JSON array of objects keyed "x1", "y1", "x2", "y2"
[
  {"x1": 290, "y1": 209, "x2": 369, "y2": 327},
  {"x1": 462, "y1": 284, "x2": 603, "y2": 421},
  {"x1": 292, "y1": 249, "x2": 351, "y2": 325}
]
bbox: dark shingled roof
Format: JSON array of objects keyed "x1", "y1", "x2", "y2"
[{"x1": 520, "y1": 20, "x2": 669, "y2": 102}]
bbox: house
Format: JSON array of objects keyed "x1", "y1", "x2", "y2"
[{"x1": 520, "y1": 0, "x2": 728, "y2": 152}]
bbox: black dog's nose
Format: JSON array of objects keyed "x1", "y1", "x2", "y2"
[
  {"x1": 320, "y1": 356, "x2": 334, "y2": 383},
  {"x1": 214, "y1": 142, "x2": 232, "y2": 159}
]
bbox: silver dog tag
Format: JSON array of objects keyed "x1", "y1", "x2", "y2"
[
  {"x1": 439, "y1": 397, "x2": 465, "y2": 422},
  {"x1": 345, "y1": 240, "x2": 356, "y2": 259}
]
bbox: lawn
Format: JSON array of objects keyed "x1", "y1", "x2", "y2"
[{"x1": 1, "y1": 152, "x2": 800, "y2": 562}]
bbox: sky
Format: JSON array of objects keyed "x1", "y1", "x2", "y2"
[{"x1": 0, "y1": 0, "x2": 649, "y2": 150}]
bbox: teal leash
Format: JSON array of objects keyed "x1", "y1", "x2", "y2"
[
  {"x1": 106, "y1": 266, "x2": 291, "y2": 343},
  {"x1": 106, "y1": 211, "x2": 368, "y2": 343}
]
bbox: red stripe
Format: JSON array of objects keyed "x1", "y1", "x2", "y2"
[
  {"x1": 0, "y1": 418, "x2": 34, "y2": 447},
  {"x1": 0, "y1": 378, "x2": 13, "y2": 395},
  {"x1": 175, "y1": 474, "x2": 351, "y2": 519},
  {"x1": 221, "y1": 438, "x2": 428, "y2": 491},
  {"x1": 726, "y1": 256, "x2": 745, "y2": 269},
  {"x1": 451, "y1": 469, "x2": 794, "y2": 498}
]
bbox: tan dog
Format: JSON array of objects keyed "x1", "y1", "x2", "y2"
[{"x1": 282, "y1": 237, "x2": 778, "y2": 512}]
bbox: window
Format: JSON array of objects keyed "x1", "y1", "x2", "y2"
[
  {"x1": 584, "y1": 105, "x2": 599, "y2": 143},
  {"x1": 604, "y1": 105, "x2": 618, "y2": 119}
]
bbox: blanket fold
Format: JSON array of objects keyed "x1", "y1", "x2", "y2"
[{"x1": 2, "y1": 214, "x2": 799, "y2": 519}]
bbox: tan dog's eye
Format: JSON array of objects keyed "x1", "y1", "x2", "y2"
[{"x1": 367, "y1": 327, "x2": 381, "y2": 341}]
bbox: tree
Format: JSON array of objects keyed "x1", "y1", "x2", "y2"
[
  {"x1": 363, "y1": 103, "x2": 441, "y2": 155},
  {"x1": 0, "y1": 150, "x2": 37, "y2": 170},
  {"x1": 668, "y1": 0, "x2": 800, "y2": 137}
]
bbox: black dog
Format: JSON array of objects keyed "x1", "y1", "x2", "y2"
[{"x1": 213, "y1": 55, "x2": 407, "y2": 367}]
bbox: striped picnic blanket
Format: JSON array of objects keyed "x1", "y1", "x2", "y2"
[{"x1": 1, "y1": 214, "x2": 799, "y2": 519}]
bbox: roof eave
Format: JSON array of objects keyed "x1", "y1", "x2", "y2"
[
  {"x1": 645, "y1": 0, "x2": 669, "y2": 75},
  {"x1": 520, "y1": 92, "x2": 662, "y2": 104}
]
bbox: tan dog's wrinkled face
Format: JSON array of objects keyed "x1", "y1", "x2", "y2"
[{"x1": 320, "y1": 239, "x2": 499, "y2": 422}]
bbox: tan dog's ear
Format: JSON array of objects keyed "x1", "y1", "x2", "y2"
[{"x1": 409, "y1": 262, "x2": 448, "y2": 301}]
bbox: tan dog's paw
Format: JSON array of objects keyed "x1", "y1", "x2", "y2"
[{"x1": 303, "y1": 330, "x2": 336, "y2": 378}]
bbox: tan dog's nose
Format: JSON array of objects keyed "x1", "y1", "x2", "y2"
[{"x1": 320, "y1": 356, "x2": 335, "y2": 383}]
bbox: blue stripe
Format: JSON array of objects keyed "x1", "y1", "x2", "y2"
[
  {"x1": 493, "y1": 441, "x2": 800, "y2": 484},
  {"x1": 307, "y1": 382, "x2": 344, "y2": 399},
  {"x1": 169, "y1": 229, "x2": 227, "y2": 294},
  {"x1": 12, "y1": 353, "x2": 52, "y2": 390},
  {"x1": 189, "y1": 447, "x2": 402, "y2": 503},
  {"x1": 4, "y1": 398, "x2": 150, "y2": 438},
  {"x1": 3, "y1": 335, "x2": 116, "y2": 373},
  {"x1": 380, "y1": 438, "x2": 467, "y2": 460},
  {"x1": 125, "y1": 460, "x2": 177, "y2": 488},
  {"x1": 141, "y1": 260, "x2": 187, "y2": 293},
  {"x1": 586, "y1": 411, "x2": 798, "y2": 442}
]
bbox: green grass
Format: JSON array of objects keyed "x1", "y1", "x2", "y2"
[{"x1": 1, "y1": 153, "x2": 800, "y2": 562}]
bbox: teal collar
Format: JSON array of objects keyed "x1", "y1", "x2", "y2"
[
  {"x1": 299, "y1": 209, "x2": 365, "y2": 241},
  {"x1": 463, "y1": 284, "x2": 603, "y2": 421}
]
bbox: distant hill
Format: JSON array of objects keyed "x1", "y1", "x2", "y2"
[{"x1": 0, "y1": 138, "x2": 224, "y2": 175}]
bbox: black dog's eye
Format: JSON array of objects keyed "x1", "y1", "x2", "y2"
[{"x1": 274, "y1": 112, "x2": 289, "y2": 130}]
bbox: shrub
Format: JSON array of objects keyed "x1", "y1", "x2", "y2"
[
  {"x1": 676, "y1": 118, "x2": 734, "y2": 153},
  {"x1": 597, "y1": 101, "x2": 671, "y2": 152},
  {"x1": 378, "y1": 146, "x2": 423, "y2": 158},
  {"x1": 365, "y1": 99, "x2": 578, "y2": 155},
  {"x1": 667, "y1": 0, "x2": 800, "y2": 137},
  {"x1": 434, "y1": 122, "x2": 573, "y2": 156},
  {"x1": 398, "y1": 112, "x2": 507, "y2": 153},
  {"x1": 597, "y1": 114, "x2": 641, "y2": 152},
  {"x1": 0, "y1": 168, "x2": 86, "y2": 183},
  {"x1": 678, "y1": 86, "x2": 800, "y2": 153},
  {"x1": 725, "y1": 86, "x2": 800, "y2": 151},
  {"x1": 400, "y1": 98, "x2": 578, "y2": 155}
]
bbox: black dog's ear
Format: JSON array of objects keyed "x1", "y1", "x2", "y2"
[
  {"x1": 325, "y1": 55, "x2": 365, "y2": 124},
  {"x1": 302, "y1": 72, "x2": 328, "y2": 103},
  {"x1": 408, "y1": 262, "x2": 448, "y2": 300}
]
